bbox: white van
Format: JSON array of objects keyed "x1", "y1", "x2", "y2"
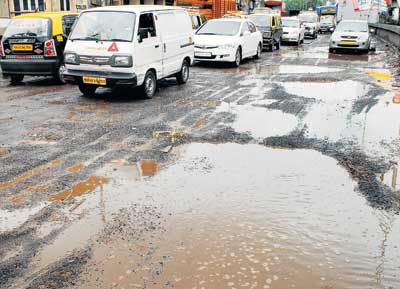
[{"x1": 63, "y1": 5, "x2": 194, "y2": 98}]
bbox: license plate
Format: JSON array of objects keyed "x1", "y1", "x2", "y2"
[
  {"x1": 82, "y1": 76, "x2": 106, "y2": 85},
  {"x1": 340, "y1": 41, "x2": 356, "y2": 45},
  {"x1": 195, "y1": 52, "x2": 212, "y2": 57},
  {"x1": 12, "y1": 44, "x2": 33, "y2": 51}
]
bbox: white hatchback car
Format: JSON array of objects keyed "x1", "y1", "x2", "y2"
[
  {"x1": 281, "y1": 17, "x2": 304, "y2": 45},
  {"x1": 194, "y1": 18, "x2": 263, "y2": 67}
]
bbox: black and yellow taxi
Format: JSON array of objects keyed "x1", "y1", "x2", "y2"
[
  {"x1": 0, "y1": 12, "x2": 77, "y2": 84},
  {"x1": 247, "y1": 12, "x2": 282, "y2": 51},
  {"x1": 188, "y1": 9, "x2": 208, "y2": 31}
]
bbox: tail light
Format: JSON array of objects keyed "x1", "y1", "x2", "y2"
[
  {"x1": 44, "y1": 39, "x2": 57, "y2": 56},
  {"x1": 0, "y1": 41, "x2": 3, "y2": 57}
]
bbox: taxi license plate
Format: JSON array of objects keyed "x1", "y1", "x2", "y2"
[
  {"x1": 195, "y1": 52, "x2": 212, "y2": 57},
  {"x1": 82, "y1": 76, "x2": 106, "y2": 86},
  {"x1": 12, "y1": 44, "x2": 33, "y2": 51},
  {"x1": 340, "y1": 41, "x2": 356, "y2": 45}
]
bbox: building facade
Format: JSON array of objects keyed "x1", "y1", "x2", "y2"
[
  {"x1": 1, "y1": 0, "x2": 89, "y2": 17},
  {"x1": 1, "y1": 0, "x2": 176, "y2": 17}
]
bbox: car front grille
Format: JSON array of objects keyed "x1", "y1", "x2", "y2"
[
  {"x1": 194, "y1": 45, "x2": 218, "y2": 49},
  {"x1": 79, "y1": 55, "x2": 111, "y2": 65},
  {"x1": 341, "y1": 35, "x2": 358, "y2": 39}
]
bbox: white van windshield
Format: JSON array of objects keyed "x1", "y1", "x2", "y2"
[{"x1": 70, "y1": 11, "x2": 136, "y2": 42}]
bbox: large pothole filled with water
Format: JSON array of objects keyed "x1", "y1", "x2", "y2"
[{"x1": 69, "y1": 143, "x2": 400, "y2": 289}]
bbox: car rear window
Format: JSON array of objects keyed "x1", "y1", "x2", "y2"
[
  {"x1": 3, "y1": 18, "x2": 50, "y2": 39},
  {"x1": 247, "y1": 15, "x2": 271, "y2": 28}
]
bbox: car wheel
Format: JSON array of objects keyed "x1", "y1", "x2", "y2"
[
  {"x1": 141, "y1": 70, "x2": 157, "y2": 99},
  {"x1": 176, "y1": 59, "x2": 190, "y2": 84},
  {"x1": 10, "y1": 74, "x2": 24, "y2": 84},
  {"x1": 233, "y1": 47, "x2": 242, "y2": 67},
  {"x1": 54, "y1": 63, "x2": 66, "y2": 84},
  {"x1": 254, "y1": 43, "x2": 262, "y2": 59},
  {"x1": 329, "y1": 48, "x2": 335, "y2": 53},
  {"x1": 78, "y1": 84, "x2": 97, "y2": 96}
]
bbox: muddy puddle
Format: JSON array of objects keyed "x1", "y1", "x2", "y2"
[
  {"x1": 216, "y1": 102, "x2": 298, "y2": 139},
  {"x1": 21, "y1": 143, "x2": 399, "y2": 289},
  {"x1": 281, "y1": 79, "x2": 400, "y2": 159},
  {"x1": 0, "y1": 202, "x2": 48, "y2": 232},
  {"x1": 220, "y1": 64, "x2": 342, "y2": 75}
]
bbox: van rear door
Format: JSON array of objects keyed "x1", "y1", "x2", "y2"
[{"x1": 156, "y1": 10, "x2": 193, "y2": 77}]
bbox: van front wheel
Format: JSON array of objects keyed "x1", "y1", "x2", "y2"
[
  {"x1": 176, "y1": 59, "x2": 190, "y2": 84},
  {"x1": 78, "y1": 84, "x2": 97, "y2": 96},
  {"x1": 141, "y1": 70, "x2": 157, "y2": 99}
]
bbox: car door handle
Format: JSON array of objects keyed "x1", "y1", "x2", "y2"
[
  {"x1": 163, "y1": 43, "x2": 166, "y2": 52},
  {"x1": 155, "y1": 45, "x2": 160, "y2": 48}
]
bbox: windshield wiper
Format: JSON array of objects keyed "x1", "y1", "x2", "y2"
[
  {"x1": 10, "y1": 32, "x2": 37, "y2": 37},
  {"x1": 197, "y1": 32, "x2": 217, "y2": 35},
  {"x1": 108, "y1": 38, "x2": 130, "y2": 42}
]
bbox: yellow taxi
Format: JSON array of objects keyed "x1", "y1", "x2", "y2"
[
  {"x1": 188, "y1": 9, "x2": 208, "y2": 31},
  {"x1": 223, "y1": 11, "x2": 248, "y2": 19},
  {"x1": 0, "y1": 12, "x2": 78, "y2": 84}
]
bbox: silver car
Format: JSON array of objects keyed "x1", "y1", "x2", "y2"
[{"x1": 329, "y1": 20, "x2": 370, "y2": 53}]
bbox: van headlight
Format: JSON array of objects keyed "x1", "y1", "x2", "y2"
[
  {"x1": 64, "y1": 53, "x2": 79, "y2": 65},
  {"x1": 111, "y1": 55, "x2": 133, "y2": 67},
  {"x1": 219, "y1": 43, "x2": 237, "y2": 49}
]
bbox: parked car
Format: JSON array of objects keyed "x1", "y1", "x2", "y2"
[
  {"x1": 299, "y1": 12, "x2": 319, "y2": 39},
  {"x1": 0, "y1": 12, "x2": 78, "y2": 84},
  {"x1": 281, "y1": 17, "x2": 304, "y2": 45},
  {"x1": 247, "y1": 13, "x2": 282, "y2": 51},
  {"x1": 188, "y1": 9, "x2": 207, "y2": 31},
  {"x1": 320, "y1": 15, "x2": 336, "y2": 33},
  {"x1": 329, "y1": 20, "x2": 370, "y2": 53},
  {"x1": 194, "y1": 18, "x2": 262, "y2": 67},
  {"x1": 63, "y1": 6, "x2": 194, "y2": 98},
  {"x1": 0, "y1": 17, "x2": 11, "y2": 40}
]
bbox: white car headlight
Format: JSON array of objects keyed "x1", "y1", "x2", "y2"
[
  {"x1": 111, "y1": 55, "x2": 133, "y2": 67},
  {"x1": 219, "y1": 43, "x2": 237, "y2": 49},
  {"x1": 331, "y1": 35, "x2": 340, "y2": 42},
  {"x1": 64, "y1": 53, "x2": 78, "y2": 65}
]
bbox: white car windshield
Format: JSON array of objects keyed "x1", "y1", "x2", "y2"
[
  {"x1": 282, "y1": 19, "x2": 299, "y2": 28},
  {"x1": 247, "y1": 15, "x2": 271, "y2": 28},
  {"x1": 299, "y1": 14, "x2": 317, "y2": 23},
  {"x1": 70, "y1": 11, "x2": 136, "y2": 42},
  {"x1": 196, "y1": 21, "x2": 241, "y2": 36},
  {"x1": 336, "y1": 21, "x2": 368, "y2": 32}
]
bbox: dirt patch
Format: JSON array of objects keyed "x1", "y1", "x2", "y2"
[
  {"x1": 352, "y1": 85, "x2": 385, "y2": 114},
  {"x1": 0, "y1": 147, "x2": 10, "y2": 157},
  {"x1": 26, "y1": 249, "x2": 91, "y2": 289}
]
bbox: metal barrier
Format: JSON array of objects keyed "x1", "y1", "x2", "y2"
[{"x1": 369, "y1": 23, "x2": 400, "y2": 49}]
